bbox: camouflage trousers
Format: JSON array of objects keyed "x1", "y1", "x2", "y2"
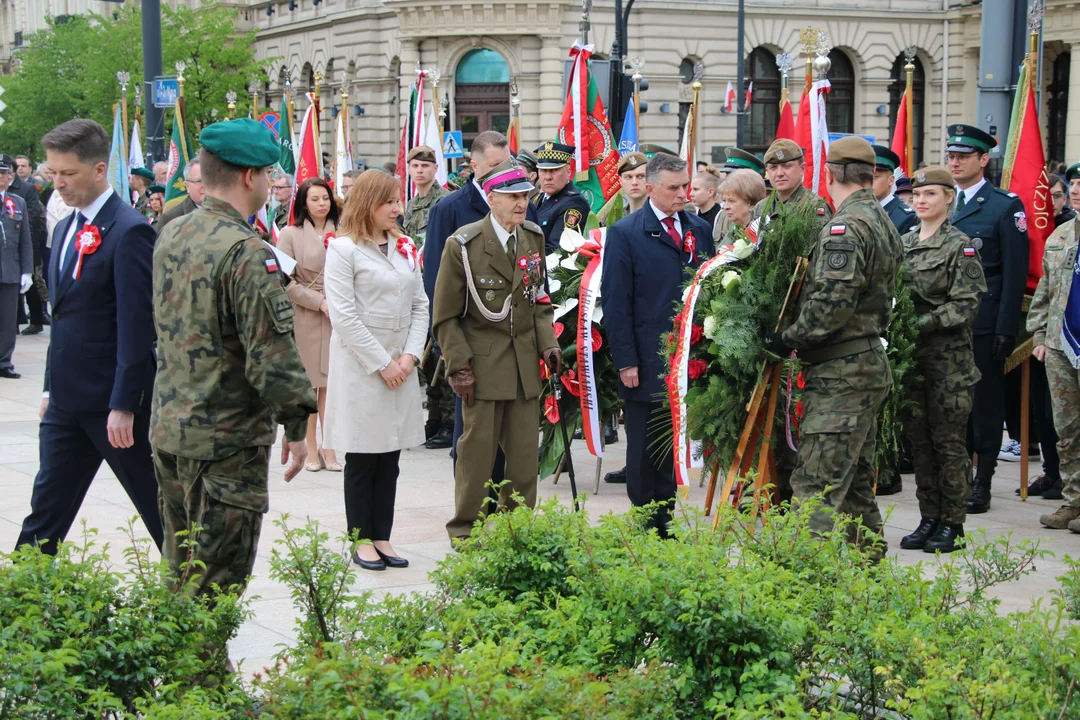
[
  {"x1": 422, "y1": 352, "x2": 455, "y2": 426},
  {"x1": 789, "y1": 348, "x2": 891, "y2": 534},
  {"x1": 154, "y1": 445, "x2": 270, "y2": 598},
  {"x1": 904, "y1": 367, "x2": 974, "y2": 524},
  {"x1": 1045, "y1": 348, "x2": 1080, "y2": 508}
]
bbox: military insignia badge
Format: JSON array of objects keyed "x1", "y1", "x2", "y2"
[
  {"x1": 485, "y1": 290, "x2": 496, "y2": 302},
  {"x1": 956, "y1": 126, "x2": 965, "y2": 135},
  {"x1": 1014, "y1": 211, "x2": 1028, "y2": 233},
  {"x1": 565, "y1": 209, "x2": 582, "y2": 229},
  {"x1": 964, "y1": 261, "x2": 982, "y2": 279},
  {"x1": 518, "y1": 256, "x2": 528, "y2": 269},
  {"x1": 776, "y1": 149, "x2": 785, "y2": 161},
  {"x1": 265, "y1": 256, "x2": 280, "y2": 273},
  {"x1": 963, "y1": 247, "x2": 977, "y2": 257},
  {"x1": 816, "y1": 207, "x2": 826, "y2": 216},
  {"x1": 829, "y1": 224, "x2": 847, "y2": 235},
  {"x1": 828, "y1": 252, "x2": 849, "y2": 269},
  {"x1": 917, "y1": 172, "x2": 926, "y2": 183}
]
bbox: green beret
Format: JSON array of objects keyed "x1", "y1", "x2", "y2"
[
  {"x1": 199, "y1": 118, "x2": 279, "y2": 168},
  {"x1": 147, "y1": 184, "x2": 166, "y2": 195},
  {"x1": 1066, "y1": 163, "x2": 1080, "y2": 182},
  {"x1": 132, "y1": 167, "x2": 155, "y2": 181}
]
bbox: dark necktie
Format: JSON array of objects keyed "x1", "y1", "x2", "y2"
[
  {"x1": 661, "y1": 216, "x2": 682, "y2": 249},
  {"x1": 506, "y1": 234, "x2": 517, "y2": 265},
  {"x1": 956, "y1": 191, "x2": 967, "y2": 214},
  {"x1": 62, "y1": 211, "x2": 86, "y2": 276}
]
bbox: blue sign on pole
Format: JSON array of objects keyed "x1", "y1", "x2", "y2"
[
  {"x1": 828, "y1": 132, "x2": 876, "y2": 145},
  {"x1": 443, "y1": 131, "x2": 464, "y2": 159},
  {"x1": 153, "y1": 77, "x2": 179, "y2": 108}
]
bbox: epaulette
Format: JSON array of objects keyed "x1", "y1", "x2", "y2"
[
  {"x1": 521, "y1": 219, "x2": 543, "y2": 236},
  {"x1": 902, "y1": 205, "x2": 914, "y2": 213},
  {"x1": 452, "y1": 224, "x2": 483, "y2": 245},
  {"x1": 995, "y1": 187, "x2": 1019, "y2": 199}
]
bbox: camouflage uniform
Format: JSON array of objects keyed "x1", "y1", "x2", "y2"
[
  {"x1": 902, "y1": 221, "x2": 985, "y2": 523},
  {"x1": 782, "y1": 187, "x2": 902, "y2": 533},
  {"x1": 151, "y1": 195, "x2": 317, "y2": 597},
  {"x1": 1028, "y1": 219, "x2": 1080, "y2": 521},
  {"x1": 403, "y1": 184, "x2": 450, "y2": 248},
  {"x1": 273, "y1": 202, "x2": 290, "y2": 232},
  {"x1": 752, "y1": 184, "x2": 834, "y2": 231},
  {"x1": 134, "y1": 192, "x2": 150, "y2": 219}
]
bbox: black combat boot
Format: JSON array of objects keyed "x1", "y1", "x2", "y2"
[
  {"x1": 604, "y1": 423, "x2": 619, "y2": 444},
  {"x1": 968, "y1": 463, "x2": 994, "y2": 514},
  {"x1": 900, "y1": 517, "x2": 939, "y2": 550},
  {"x1": 875, "y1": 471, "x2": 903, "y2": 496},
  {"x1": 923, "y1": 523, "x2": 964, "y2": 553}
]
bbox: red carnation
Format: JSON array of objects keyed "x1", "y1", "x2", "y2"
[
  {"x1": 544, "y1": 395, "x2": 561, "y2": 424},
  {"x1": 690, "y1": 325, "x2": 704, "y2": 344},
  {"x1": 688, "y1": 358, "x2": 707, "y2": 379},
  {"x1": 561, "y1": 369, "x2": 581, "y2": 397},
  {"x1": 591, "y1": 327, "x2": 602, "y2": 352},
  {"x1": 554, "y1": 322, "x2": 565, "y2": 338}
]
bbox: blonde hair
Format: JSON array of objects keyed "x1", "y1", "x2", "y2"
[
  {"x1": 694, "y1": 166, "x2": 722, "y2": 191},
  {"x1": 339, "y1": 169, "x2": 404, "y2": 245},
  {"x1": 719, "y1": 169, "x2": 767, "y2": 207}
]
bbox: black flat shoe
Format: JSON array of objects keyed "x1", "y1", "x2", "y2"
[
  {"x1": 375, "y1": 548, "x2": 409, "y2": 568},
  {"x1": 20, "y1": 324, "x2": 42, "y2": 336},
  {"x1": 352, "y1": 551, "x2": 385, "y2": 571},
  {"x1": 0, "y1": 368, "x2": 21, "y2": 379},
  {"x1": 900, "y1": 517, "x2": 939, "y2": 550},
  {"x1": 425, "y1": 427, "x2": 453, "y2": 449},
  {"x1": 604, "y1": 467, "x2": 627, "y2": 484}
]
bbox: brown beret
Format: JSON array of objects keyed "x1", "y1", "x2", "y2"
[
  {"x1": 407, "y1": 145, "x2": 437, "y2": 163},
  {"x1": 911, "y1": 166, "x2": 955, "y2": 189},
  {"x1": 826, "y1": 136, "x2": 875, "y2": 165},
  {"x1": 763, "y1": 139, "x2": 803, "y2": 165},
  {"x1": 617, "y1": 151, "x2": 647, "y2": 175}
]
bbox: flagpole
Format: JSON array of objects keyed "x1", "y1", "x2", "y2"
[
  {"x1": 118, "y1": 72, "x2": 130, "y2": 145},
  {"x1": 341, "y1": 83, "x2": 350, "y2": 170},
  {"x1": 904, "y1": 46, "x2": 915, "y2": 174},
  {"x1": 690, "y1": 80, "x2": 701, "y2": 171},
  {"x1": 176, "y1": 62, "x2": 189, "y2": 160},
  {"x1": 286, "y1": 75, "x2": 295, "y2": 138},
  {"x1": 777, "y1": 52, "x2": 793, "y2": 113},
  {"x1": 313, "y1": 71, "x2": 323, "y2": 175}
]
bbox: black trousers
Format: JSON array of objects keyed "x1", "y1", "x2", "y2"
[
  {"x1": 967, "y1": 334, "x2": 1005, "y2": 477},
  {"x1": 624, "y1": 400, "x2": 676, "y2": 528},
  {"x1": 16, "y1": 235, "x2": 45, "y2": 326},
  {"x1": 344, "y1": 451, "x2": 400, "y2": 541},
  {"x1": 16, "y1": 404, "x2": 163, "y2": 555}
]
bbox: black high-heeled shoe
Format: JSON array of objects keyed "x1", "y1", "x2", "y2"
[
  {"x1": 352, "y1": 551, "x2": 385, "y2": 571},
  {"x1": 374, "y1": 547, "x2": 409, "y2": 568}
]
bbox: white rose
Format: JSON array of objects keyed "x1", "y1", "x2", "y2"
[
  {"x1": 720, "y1": 269, "x2": 740, "y2": 289},
  {"x1": 731, "y1": 238, "x2": 754, "y2": 260},
  {"x1": 681, "y1": 284, "x2": 693, "y2": 303},
  {"x1": 703, "y1": 315, "x2": 718, "y2": 341}
]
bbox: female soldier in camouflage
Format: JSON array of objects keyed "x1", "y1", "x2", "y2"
[{"x1": 898, "y1": 166, "x2": 986, "y2": 554}]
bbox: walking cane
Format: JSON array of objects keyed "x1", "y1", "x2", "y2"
[{"x1": 549, "y1": 369, "x2": 580, "y2": 512}]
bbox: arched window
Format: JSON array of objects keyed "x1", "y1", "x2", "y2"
[
  {"x1": 826, "y1": 50, "x2": 855, "y2": 135},
  {"x1": 888, "y1": 55, "x2": 926, "y2": 168},
  {"x1": 454, "y1": 49, "x2": 511, "y2": 150},
  {"x1": 745, "y1": 47, "x2": 780, "y2": 155},
  {"x1": 454, "y1": 49, "x2": 510, "y2": 84},
  {"x1": 1047, "y1": 52, "x2": 1070, "y2": 165}
]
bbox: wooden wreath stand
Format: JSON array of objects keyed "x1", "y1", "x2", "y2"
[{"x1": 703, "y1": 258, "x2": 809, "y2": 530}]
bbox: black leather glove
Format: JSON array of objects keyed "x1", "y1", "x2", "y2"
[
  {"x1": 542, "y1": 347, "x2": 563, "y2": 376},
  {"x1": 767, "y1": 331, "x2": 792, "y2": 358},
  {"x1": 449, "y1": 365, "x2": 476, "y2": 407},
  {"x1": 991, "y1": 334, "x2": 1016, "y2": 362}
]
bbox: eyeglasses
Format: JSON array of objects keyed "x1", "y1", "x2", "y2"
[
  {"x1": 273, "y1": 184, "x2": 291, "y2": 190},
  {"x1": 186, "y1": 179, "x2": 203, "y2": 185},
  {"x1": 1052, "y1": 191, "x2": 1066, "y2": 201}
]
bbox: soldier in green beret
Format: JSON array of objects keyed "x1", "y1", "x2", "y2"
[
  {"x1": 146, "y1": 184, "x2": 165, "y2": 225},
  {"x1": 897, "y1": 167, "x2": 985, "y2": 553},
  {"x1": 152, "y1": 118, "x2": 318, "y2": 603},
  {"x1": 130, "y1": 166, "x2": 155, "y2": 217}
]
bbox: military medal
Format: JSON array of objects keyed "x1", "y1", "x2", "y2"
[{"x1": 485, "y1": 290, "x2": 496, "y2": 301}]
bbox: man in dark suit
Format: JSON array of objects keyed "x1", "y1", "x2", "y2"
[
  {"x1": 3, "y1": 154, "x2": 49, "y2": 335},
  {"x1": 15, "y1": 119, "x2": 162, "y2": 555},
  {"x1": 532, "y1": 142, "x2": 592, "y2": 254},
  {"x1": 947, "y1": 124, "x2": 1029, "y2": 514},
  {"x1": 424, "y1": 131, "x2": 539, "y2": 477},
  {"x1": 602, "y1": 152, "x2": 715, "y2": 534}
]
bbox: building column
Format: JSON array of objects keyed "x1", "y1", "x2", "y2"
[
  {"x1": 539, "y1": 34, "x2": 565, "y2": 142},
  {"x1": 1065, "y1": 44, "x2": 1080, "y2": 164}
]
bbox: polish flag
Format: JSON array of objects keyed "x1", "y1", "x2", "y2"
[
  {"x1": 723, "y1": 81, "x2": 735, "y2": 114},
  {"x1": 743, "y1": 81, "x2": 753, "y2": 112}
]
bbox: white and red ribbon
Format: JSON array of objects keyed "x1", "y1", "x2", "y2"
[
  {"x1": 567, "y1": 42, "x2": 593, "y2": 176},
  {"x1": 576, "y1": 227, "x2": 606, "y2": 458}
]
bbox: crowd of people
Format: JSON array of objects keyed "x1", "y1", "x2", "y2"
[{"x1": 6, "y1": 108, "x2": 1078, "y2": 633}]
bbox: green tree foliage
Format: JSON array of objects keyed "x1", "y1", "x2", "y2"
[{"x1": 0, "y1": 3, "x2": 270, "y2": 160}]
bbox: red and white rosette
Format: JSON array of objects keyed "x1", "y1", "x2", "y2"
[
  {"x1": 3, "y1": 197, "x2": 15, "y2": 217},
  {"x1": 397, "y1": 236, "x2": 418, "y2": 272},
  {"x1": 323, "y1": 232, "x2": 336, "y2": 248},
  {"x1": 73, "y1": 225, "x2": 103, "y2": 280},
  {"x1": 575, "y1": 227, "x2": 606, "y2": 458}
]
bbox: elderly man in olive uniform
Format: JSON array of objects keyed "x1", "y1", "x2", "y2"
[
  {"x1": 532, "y1": 142, "x2": 592, "y2": 253},
  {"x1": 403, "y1": 145, "x2": 450, "y2": 246},
  {"x1": 753, "y1": 139, "x2": 833, "y2": 232},
  {"x1": 152, "y1": 118, "x2": 318, "y2": 600},
  {"x1": 432, "y1": 157, "x2": 560, "y2": 543},
  {"x1": 946, "y1": 124, "x2": 1029, "y2": 515},
  {"x1": 769, "y1": 137, "x2": 901, "y2": 552}
]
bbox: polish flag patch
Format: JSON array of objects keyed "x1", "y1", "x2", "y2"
[
  {"x1": 963, "y1": 247, "x2": 976, "y2": 257},
  {"x1": 829, "y1": 224, "x2": 847, "y2": 235},
  {"x1": 265, "y1": 257, "x2": 280, "y2": 273}
]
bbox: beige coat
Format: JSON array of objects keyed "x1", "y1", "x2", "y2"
[
  {"x1": 278, "y1": 220, "x2": 336, "y2": 388},
  {"x1": 322, "y1": 234, "x2": 429, "y2": 453}
]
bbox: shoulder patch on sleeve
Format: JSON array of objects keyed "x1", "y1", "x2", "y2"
[
  {"x1": 829, "y1": 224, "x2": 847, "y2": 235},
  {"x1": 264, "y1": 253, "x2": 280, "y2": 273},
  {"x1": 964, "y1": 261, "x2": 983, "y2": 279},
  {"x1": 1014, "y1": 211, "x2": 1028, "y2": 233},
  {"x1": 564, "y1": 208, "x2": 582, "y2": 229},
  {"x1": 816, "y1": 207, "x2": 826, "y2": 216}
]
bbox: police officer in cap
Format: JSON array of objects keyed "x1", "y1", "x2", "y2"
[
  {"x1": 946, "y1": 123, "x2": 1029, "y2": 514},
  {"x1": 533, "y1": 142, "x2": 592, "y2": 253},
  {"x1": 872, "y1": 145, "x2": 918, "y2": 236}
]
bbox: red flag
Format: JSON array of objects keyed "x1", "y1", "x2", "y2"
[
  {"x1": 394, "y1": 118, "x2": 408, "y2": 202},
  {"x1": 890, "y1": 92, "x2": 910, "y2": 176},
  {"x1": 288, "y1": 100, "x2": 321, "y2": 225},
  {"x1": 1005, "y1": 83, "x2": 1053, "y2": 294},
  {"x1": 793, "y1": 86, "x2": 812, "y2": 187},
  {"x1": 723, "y1": 81, "x2": 735, "y2": 113},
  {"x1": 776, "y1": 96, "x2": 795, "y2": 141},
  {"x1": 743, "y1": 81, "x2": 753, "y2": 112},
  {"x1": 508, "y1": 119, "x2": 519, "y2": 155}
]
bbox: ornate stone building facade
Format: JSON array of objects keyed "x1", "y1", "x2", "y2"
[{"x1": 241, "y1": 0, "x2": 1080, "y2": 170}]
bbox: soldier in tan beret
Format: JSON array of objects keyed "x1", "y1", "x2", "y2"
[
  {"x1": 403, "y1": 145, "x2": 449, "y2": 246},
  {"x1": 753, "y1": 138, "x2": 833, "y2": 233},
  {"x1": 598, "y1": 151, "x2": 648, "y2": 226}
]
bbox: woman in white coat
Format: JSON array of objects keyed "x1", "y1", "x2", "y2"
[{"x1": 323, "y1": 169, "x2": 429, "y2": 571}]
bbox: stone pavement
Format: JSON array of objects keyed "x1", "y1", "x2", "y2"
[{"x1": 0, "y1": 329, "x2": 1076, "y2": 675}]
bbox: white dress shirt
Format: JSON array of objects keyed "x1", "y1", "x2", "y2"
[
  {"x1": 489, "y1": 214, "x2": 516, "y2": 252},
  {"x1": 473, "y1": 179, "x2": 490, "y2": 207},
  {"x1": 650, "y1": 199, "x2": 682, "y2": 236},
  {"x1": 956, "y1": 178, "x2": 986, "y2": 208},
  {"x1": 59, "y1": 187, "x2": 114, "y2": 275}
]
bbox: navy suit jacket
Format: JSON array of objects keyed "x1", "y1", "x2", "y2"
[
  {"x1": 423, "y1": 181, "x2": 539, "y2": 311},
  {"x1": 45, "y1": 191, "x2": 157, "y2": 414},
  {"x1": 601, "y1": 205, "x2": 715, "y2": 403}
]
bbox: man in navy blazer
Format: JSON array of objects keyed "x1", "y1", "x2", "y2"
[
  {"x1": 601, "y1": 152, "x2": 714, "y2": 535},
  {"x1": 423, "y1": 131, "x2": 539, "y2": 478},
  {"x1": 16, "y1": 119, "x2": 162, "y2": 554}
]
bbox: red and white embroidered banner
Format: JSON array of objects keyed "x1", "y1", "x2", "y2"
[
  {"x1": 566, "y1": 41, "x2": 593, "y2": 175},
  {"x1": 576, "y1": 227, "x2": 606, "y2": 458}
]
